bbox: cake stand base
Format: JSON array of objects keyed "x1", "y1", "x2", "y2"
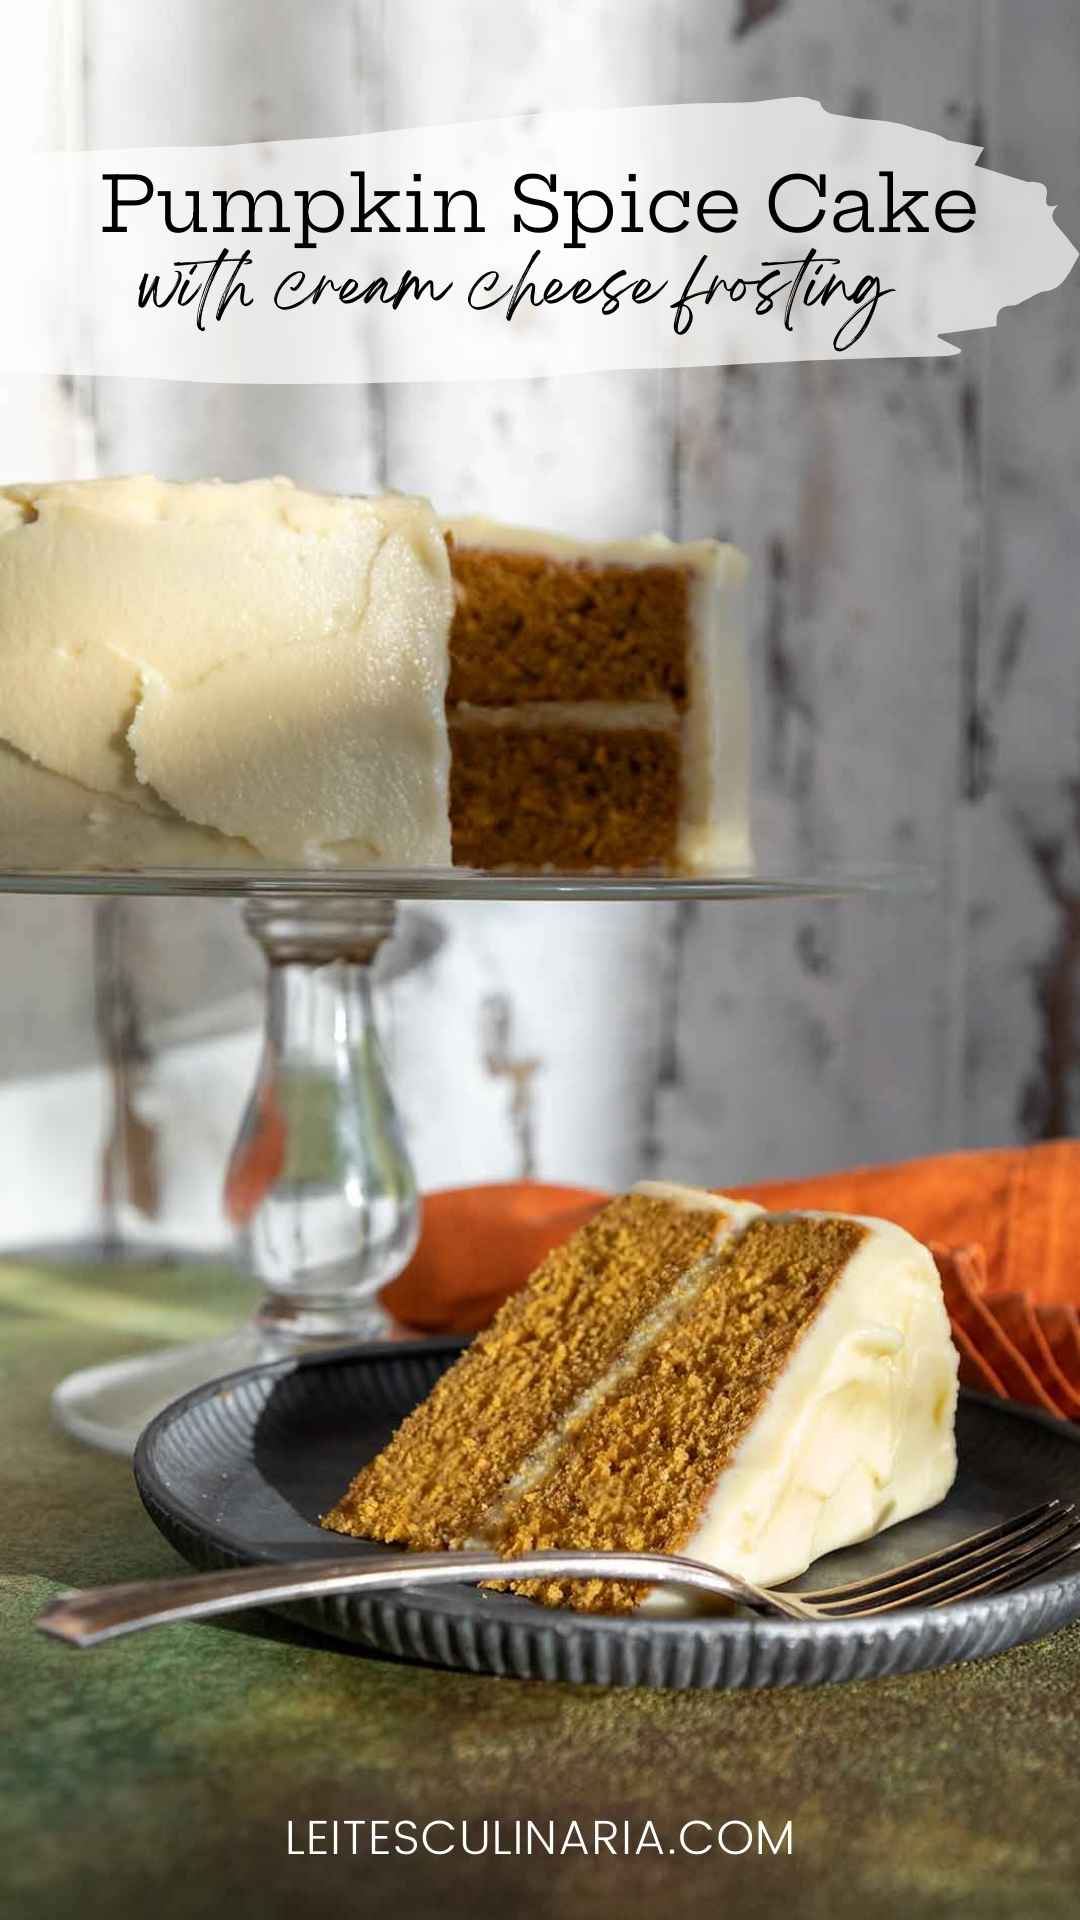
[{"x1": 51, "y1": 1301, "x2": 397, "y2": 1458}]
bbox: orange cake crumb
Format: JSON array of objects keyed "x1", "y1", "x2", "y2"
[{"x1": 490, "y1": 1215, "x2": 865, "y2": 1611}]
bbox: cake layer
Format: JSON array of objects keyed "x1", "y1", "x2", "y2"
[
  {"x1": 447, "y1": 538, "x2": 692, "y2": 707},
  {"x1": 323, "y1": 1185, "x2": 758, "y2": 1551},
  {"x1": 449, "y1": 711, "x2": 683, "y2": 870},
  {"x1": 0, "y1": 476, "x2": 455, "y2": 868}
]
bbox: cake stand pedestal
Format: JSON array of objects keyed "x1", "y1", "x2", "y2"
[
  {"x1": 228, "y1": 895, "x2": 416, "y2": 1346},
  {"x1": 1, "y1": 863, "x2": 918, "y2": 1455}
]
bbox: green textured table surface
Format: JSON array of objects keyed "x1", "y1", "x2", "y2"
[{"x1": 3, "y1": 1261, "x2": 1080, "y2": 1920}]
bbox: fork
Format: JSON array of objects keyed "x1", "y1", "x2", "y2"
[{"x1": 36, "y1": 1498, "x2": 1080, "y2": 1648}]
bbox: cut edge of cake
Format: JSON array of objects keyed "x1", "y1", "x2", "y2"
[
  {"x1": 323, "y1": 1182, "x2": 759, "y2": 1559},
  {"x1": 444, "y1": 518, "x2": 751, "y2": 875}
]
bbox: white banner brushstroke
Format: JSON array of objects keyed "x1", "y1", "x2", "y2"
[{"x1": 1, "y1": 100, "x2": 1074, "y2": 383}]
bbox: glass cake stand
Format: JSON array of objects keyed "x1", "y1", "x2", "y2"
[{"x1": 0, "y1": 862, "x2": 923, "y2": 1454}]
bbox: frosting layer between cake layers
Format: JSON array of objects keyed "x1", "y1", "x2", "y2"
[{"x1": 0, "y1": 475, "x2": 454, "y2": 869}]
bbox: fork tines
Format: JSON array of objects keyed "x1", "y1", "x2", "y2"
[{"x1": 799, "y1": 1499, "x2": 1080, "y2": 1616}]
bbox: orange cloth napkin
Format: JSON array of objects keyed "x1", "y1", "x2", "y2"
[{"x1": 381, "y1": 1141, "x2": 1080, "y2": 1422}]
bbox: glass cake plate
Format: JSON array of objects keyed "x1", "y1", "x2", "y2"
[
  {"x1": 0, "y1": 862, "x2": 921, "y2": 901},
  {"x1": 0, "y1": 859, "x2": 928, "y2": 1454}
]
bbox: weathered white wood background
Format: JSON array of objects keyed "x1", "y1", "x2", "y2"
[{"x1": 0, "y1": 0, "x2": 1077, "y2": 1248}]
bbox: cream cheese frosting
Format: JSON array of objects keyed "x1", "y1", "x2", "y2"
[
  {"x1": 0, "y1": 476, "x2": 455, "y2": 869},
  {"x1": 644, "y1": 1206, "x2": 959, "y2": 1608},
  {"x1": 0, "y1": 740, "x2": 259, "y2": 870}
]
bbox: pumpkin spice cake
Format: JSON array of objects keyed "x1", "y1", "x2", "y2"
[
  {"x1": 0, "y1": 478, "x2": 750, "y2": 877},
  {"x1": 323, "y1": 1183, "x2": 959, "y2": 1611}
]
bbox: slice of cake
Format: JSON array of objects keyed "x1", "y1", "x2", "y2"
[
  {"x1": 445, "y1": 519, "x2": 750, "y2": 874},
  {"x1": 323, "y1": 1183, "x2": 958, "y2": 1612},
  {"x1": 0, "y1": 476, "x2": 454, "y2": 868}
]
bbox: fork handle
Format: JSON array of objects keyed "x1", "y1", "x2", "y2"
[{"x1": 35, "y1": 1548, "x2": 761, "y2": 1647}]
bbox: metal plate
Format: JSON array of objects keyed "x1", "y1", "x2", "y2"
[{"x1": 134, "y1": 1340, "x2": 1080, "y2": 1690}]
